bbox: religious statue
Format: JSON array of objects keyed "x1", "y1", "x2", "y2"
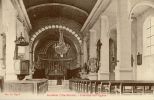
[
  {"x1": 88, "y1": 58, "x2": 98, "y2": 73},
  {"x1": 83, "y1": 62, "x2": 89, "y2": 74},
  {"x1": 96, "y1": 39, "x2": 102, "y2": 72},
  {"x1": 97, "y1": 39, "x2": 102, "y2": 62}
]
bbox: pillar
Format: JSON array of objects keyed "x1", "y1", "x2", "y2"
[
  {"x1": 131, "y1": 17, "x2": 137, "y2": 80},
  {"x1": 89, "y1": 29, "x2": 97, "y2": 58},
  {"x1": 29, "y1": 40, "x2": 39, "y2": 79},
  {"x1": 88, "y1": 29, "x2": 98, "y2": 80},
  {"x1": 115, "y1": 0, "x2": 133, "y2": 80},
  {"x1": 0, "y1": 0, "x2": 6, "y2": 77},
  {"x1": 83, "y1": 37, "x2": 88, "y2": 64},
  {"x1": 0, "y1": 33, "x2": 6, "y2": 77},
  {"x1": 3, "y1": 0, "x2": 17, "y2": 80},
  {"x1": 98, "y1": 16, "x2": 109, "y2": 80},
  {"x1": 79, "y1": 36, "x2": 88, "y2": 79}
]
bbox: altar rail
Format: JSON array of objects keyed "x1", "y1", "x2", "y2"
[{"x1": 69, "y1": 80, "x2": 154, "y2": 94}]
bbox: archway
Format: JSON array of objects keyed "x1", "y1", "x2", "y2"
[{"x1": 30, "y1": 25, "x2": 82, "y2": 80}]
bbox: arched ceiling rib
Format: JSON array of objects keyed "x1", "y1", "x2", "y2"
[
  {"x1": 27, "y1": 4, "x2": 88, "y2": 25},
  {"x1": 23, "y1": 0, "x2": 97, "y2": 27},
  {"x1": 27, "y1": 3, "x2": 88, "y2": 16},
  {"x1": 23, "y1": 0, "x2": 97, "y2": 13}
]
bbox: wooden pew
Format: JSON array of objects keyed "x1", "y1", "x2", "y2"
[
  {"x1": 119, "y1": 80, "x2": 154, "y2": 94},
  {"x1": 4, "y1": 79, "x2": 48, "y2": 94},
  {"x1": 69, "y1": 79, "x2": 154, "y2": 94},
  {"x1": 97, "y1": 80, "x2": 110, "y2": 93}
]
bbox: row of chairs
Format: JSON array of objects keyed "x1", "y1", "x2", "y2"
[{"x1": 69, "y1": 80, "x2": 154, "y2": 94}]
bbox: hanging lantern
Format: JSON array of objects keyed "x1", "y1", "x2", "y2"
[{"x1": 15, "y1": 33, "x2": 29, "y2": 46}]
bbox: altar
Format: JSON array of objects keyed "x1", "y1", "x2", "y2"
[
  {"x1": 33, "y1": 45, "x2": 77, "y2": 80},
  {"x1": 44, "y1": 60, "x2": 67, "y2": 80},
  {"x1": 32, "y1": 28, "x2": 79, "y2": 80}
]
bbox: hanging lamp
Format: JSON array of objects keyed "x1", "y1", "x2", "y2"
[{"x1": 54, "y1": 29, "x2": 70, "y2": 57}]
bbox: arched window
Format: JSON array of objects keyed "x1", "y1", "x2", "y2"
[{"x1": 143, "y1": 17, "x2": 154, "y2": 56}]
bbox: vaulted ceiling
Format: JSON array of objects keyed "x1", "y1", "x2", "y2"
[{"x1": 23, "y1": 0, "x2": 97, "y2": 27}]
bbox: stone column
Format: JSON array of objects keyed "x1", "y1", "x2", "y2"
[
  {"x1": 115, "y1": 0, "x2": 133, "y2": 80},
  {"x1": 4, "y1": 0, "x2": 17, "y2": 80},
  {"x1": 131, "y1": 17, "x2": 137, "y2": 80},
  {"x1": 83, "y1": 37, "x2": 88, "y2": 64},
  {"x1": 88, "y1": 29, "x2": 98, "y2": 80},
  {"x1": 28, "y1": 49, "x2": 33, "y2": 79},
  {"x1": 0, "y1": 0, "x2": 5, "y2": 77},
  {"x1": 89, "y1": 29, "x2": 97, "y2": 58},
  {"x1": 98, "y1": 16, "x2": 109, "y2": 80},
  {"x1": 29, "y1": 40, "x2": 38, "y2": 79},
  {"x1": 79, "y1": 37, "x2": 88, "y2": 79},
  {"x1": 0, "y1": 33, "x2": 6, "y2": 77}
]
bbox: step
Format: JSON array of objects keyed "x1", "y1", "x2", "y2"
[{"x1": 48, "y1": 80, "x2": 69, "y2": 88}]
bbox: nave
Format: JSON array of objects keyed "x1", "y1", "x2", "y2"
[{"x1": 1, "y1": 0, "x2": 154, "y2": 99}]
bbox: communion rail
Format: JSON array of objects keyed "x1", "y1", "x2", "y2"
[{"x1": 69, "y1": 80, "x2": 154, "y2": 94}]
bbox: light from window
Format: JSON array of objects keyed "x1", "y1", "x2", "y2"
[{"x1": 143, "y1": 17, "x2": 154, "y2": 56}]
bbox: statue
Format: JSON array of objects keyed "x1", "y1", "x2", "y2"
[
  {"x1": 83, "y1": 63, "x2": 89, "y2": 74},
  {"x1": 97, "y1": 39, "x2": 102, "y2": 61},
  {"x1": 96, "y1": 39, "x2": 102, "y2": 72},
  {"x1": 88, "y1": 58, "x2": 98, "y2": 73}
]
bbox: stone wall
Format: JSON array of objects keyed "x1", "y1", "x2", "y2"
[{"x1": 136, "y1": 8, "x2": 154, "y2": 80}]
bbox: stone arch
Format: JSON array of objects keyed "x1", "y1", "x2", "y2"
[
  {"x1": 29, "y1": 25, "x2": 82, "y2": 72},
  {"x1": 30, "y1": 25, "x2": 82, "y2": 45},
  {"x1": 129, "y1": 0, "x2": 154, "y2": 19},
  {"x1": 30, "y1": 24, "x2": 82, "y2": 56},
  {"x1": 27, "y1": 3, "x2": 88, "y2": 16}
]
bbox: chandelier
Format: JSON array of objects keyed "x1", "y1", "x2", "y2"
[{"x1": 54, "y1": 29, "x2": 70, "y2": 57}]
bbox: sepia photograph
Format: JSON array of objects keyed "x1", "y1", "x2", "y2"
[{"x1": 0, "y1": 0, "x2": 154, "y2": 99}]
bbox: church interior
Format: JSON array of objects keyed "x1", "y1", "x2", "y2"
[{"x1": 0, "y1": 0, "x2": 154, "y2": 95}]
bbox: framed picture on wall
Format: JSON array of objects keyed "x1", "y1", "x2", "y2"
[{"x1": 137, "y1": 52, "x2": 142, "y2": 65}]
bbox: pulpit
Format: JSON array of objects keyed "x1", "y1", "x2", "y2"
[
  {"x1": 14, "y1": 30, "x2": 29, "y2": 80},
  {"x1": 14, "y1": 59, "x2": 29, "y2": 80}
]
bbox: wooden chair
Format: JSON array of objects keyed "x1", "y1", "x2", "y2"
[
  {"x1": 88, "y1": 82, "x2": 92, "y2": 93},
  {"x1": 92, "y1": 82, "x2": 96, "y2": 93},
  {"x1": 97, "y1": 82, "x2": 102, "y2": 93}
]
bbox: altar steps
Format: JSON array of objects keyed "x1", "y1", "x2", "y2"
[
  {"x1": 48, "y1": 85, "x2": 71, "y2": 92},
  {"x1": 47, "y1": 80, "x2": 71, "y2": 92}
]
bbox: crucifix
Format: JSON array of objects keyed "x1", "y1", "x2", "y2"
[
  {"x1": 96, "y1": 39, "x2": 102, "y2": 72},
  {"x1": 97, "y1": 39, "x2": 102, "y2": 62}
]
